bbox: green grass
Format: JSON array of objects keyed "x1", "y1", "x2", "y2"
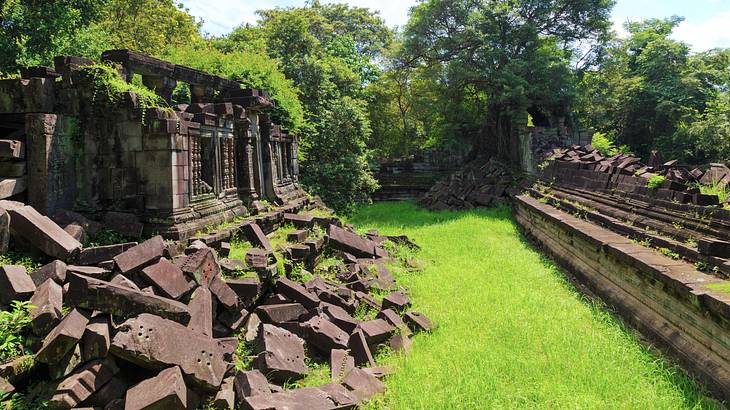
[
  {"x1": 349, "y1": 201, "x2": 716, "y2": 409},
  {"x1": 706, "y1": 283, "x2": 730, "y2": 295}
]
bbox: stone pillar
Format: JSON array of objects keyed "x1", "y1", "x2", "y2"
[
  {"x1": 235, "y1": 120, "x2": 258, "y2": 200},
  {"x1": 26, "y1": 113, "x2": 76, "y2": 215}
]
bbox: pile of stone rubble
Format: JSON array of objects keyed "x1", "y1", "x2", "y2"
[
  {"x1": 548, "y1": 145, "x2": 730, "y2": 206},
  {"x1": 0, "y1": 201, "x2": 431, "y2": 409},
  {"x1": 418, "y1": 158, "x2": 514, "y2": 210}
]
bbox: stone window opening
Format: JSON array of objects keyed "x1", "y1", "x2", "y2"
[{"x1": 195, "y1": 118, "x2": 236, "y2": 201}]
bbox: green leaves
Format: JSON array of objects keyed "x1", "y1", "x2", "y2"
[{"x1": 0, "y1": 300, "x2": 34, "y2": 362}]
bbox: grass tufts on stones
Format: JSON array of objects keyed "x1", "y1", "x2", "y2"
[{"x1": 350, "y1": 201, "x2": 718, "y2": 409}]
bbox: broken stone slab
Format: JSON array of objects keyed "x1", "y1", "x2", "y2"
[
  {"x1": 255, "y1": 324, "x2": 308, "y2": 383},
  {"x1": 48, "y1": 359, "x2": 119, "y2": 409},
  {"x1": 342, "y1": 367, "x2": 385, "y2": 403},
  {"x1": 382, "y1": 291, "x2": 411, "y2": 312},
  {"x1": 66, "y1": 273, "x2": 191, "y2": 325},
  {"x1": 348, "y1": 329, "x2": 375, "y2": 367},
  {"x1": 113, "y1": 235, "x2": 164, "y2": 275},
  {"x1": 124, "y1": 366, "x2": 187, "y2": 410},
  {"x1": 321, "y1": 303, "x2": 358, "y2": 333},
  {"x1": 243, "y1": 313, "x2": 261, "y2": 343},
  {"x1": 209, "y1": 275, "x2": 239, "y2": 310},
  {"x1": 0, "y1": 265, "x2": 35, "y2": 304},
  {"x1": 218, "y1": 305, "x2": 249, "y2": 332},
  {"x1": 187, "y1": 287, "x2": 213, "y2": 337},
  {"x1": 234, "y1": 370, "x2": 270, "y2": 400},
  {"x1": 220, "y1": 258, "x2": 247, "y2": 274},
  {"x1": 358, "y1": 319, "x2": 395, "y2": 345},
  {"x1": 63, "y1": 223, "x2": 87, "y2": 243},
  {"x1": 404, "y1": 311, "x2": 434, "y2": 333},
  {"x1": 698, "y1": 238, "x2": 730, "y2": 258},
  {"x1": 110, "y1": 313, "x2": 227, "y2": 391},
  {"x1": 242, "y1": 386, "x2": 345, "y2": 410},
  {"x1": 283, "y1": 213, "x2": 314, "y2": 228},
  {"x1": 363, "y1": 366, "x2": 395, "y2": 379},
  {"x1": 66, "y1": 265, "x2": 110, "y2": 279},
  {"x1": 255, "y1": 303, "x2": 308, "y2": 324},
  {"x1": 30, "y1": 260, "x2": 67, "y2": 285},
  {"x1": 240, "y1": 223, "x2": 273, "y2": 252},
  {"x1": 389, "y1": 334, "x2": 412, "y2": 354},
  {"x1": 286, "y1": 244, "x2": 310, "y2": 261},
  {"x1": 76, "y1": 242, "x2": 137, "y2": 266},
  {"x1": 220, "y1": 241, "x2": 231, "y2": 258},
  {"x1": 180, "y1": 248, "x2": 220, "y2": 286},
  {"x1": 377, "y1": 309, "x2": 405, "y2": 329},
  {"x1": 29, "y1": 278, "x2": 63, "y2": 336},
  {"x1": 213, "y1": 376, "x2": 235, "y2": 409},
  {"x1": 305, "y1": 315, "x2": 349, "y2": 352},
  {"x1": 227, "y1": 278, "x2": 260, "y2": 307},
  {"x1": 287, "y1": 229, "x2": 309, "y2": 243},
  {"x1": 48, "y1": 343, "x2": 82, "y2": 380},
  {"x1": 51, "y1": 209, "x2": 103, "y2": 237},
  {"x1": 0, "y1": 178, "x2": 26, "y2": 201},
  {"x1": 216, "y1": 337, "x2": 238, "y2": 363},
  {"x1": 330, "y1": 349, "x2": 355, "y2": 383},
  {"x1": 36, "y1": 309, "x2": 89, "y2": 364},
  {"x1": 82, "y1": 375, "x2": 128, "y2": 407},
  {"x1": 6, "y1": 205, "x2": 82, "y2": 260},
  {"x1": 82, "y1": 316, "x2": 111, "y2": 362},
  {"x1": 327, "y1": 224, "x2": 387, "y2": 259},
  {"x1": 245, "y1": 249, "x2": 269, "y2": 269},
  {"x1": 277, "y1": 277, "x2": 320, "y2": 309},
  {"x1": 140, "y1": 257, "x2": 195, "y2": 300},
  {"x1": 317, "y1": 383, "x2": 359, "y2": 409},
  {"x1": 109, "y1": 273, "x2": 140, "y2": 290}
]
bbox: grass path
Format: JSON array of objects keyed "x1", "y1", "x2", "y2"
[{"x1": 349, "y1": 202, "x2": 715, "y2": 409}]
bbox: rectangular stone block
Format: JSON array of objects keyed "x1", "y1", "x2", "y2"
[
  {"x1": 113, "y1": 235, "x2": 164, "y2": 274},
  {"x1": 76, "y1": 242, "x2": 137, "y2": 266},
  {"x1": 0, "y1": 265, "x2": 35, "y2": 304},
  {"x1": 124, "y1": 366, "x2": 187, "y2": 409},
  {"x1": 49, "y1": 359, "x2": 119, "y2": 409},
  {"x1": 36, "y1": 309, "x2": 89, "y2": 364},
  {"x1": 141, "y1": 257, "x2": 195, "y2": 300},
  {"x1": 6, "y1": 205, "x2": 81, "y2": 260},
  {"x1": 29, "y1": 278, "x2": 62, "y2": 336},
  {"x1": 66, "y1": 273, "x2": 191, "y2": 324}
]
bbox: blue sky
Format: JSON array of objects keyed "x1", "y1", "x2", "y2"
[{"x1": 181, "y1": 0, "x2": 730, "y2": 51}]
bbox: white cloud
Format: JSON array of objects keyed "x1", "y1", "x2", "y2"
[{"x1": 672, "y1": 10, "x2": 730, "y2": 51}]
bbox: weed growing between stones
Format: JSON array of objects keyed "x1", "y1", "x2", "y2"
[{"x1": 0, "y1": 301, "x2": 33, "y2": 362}]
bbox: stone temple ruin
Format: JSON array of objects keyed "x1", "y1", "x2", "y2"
[{"x1": 0, "y1": 49, "x2": 306, "y2": 240}]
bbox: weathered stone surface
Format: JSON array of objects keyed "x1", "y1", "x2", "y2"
[
  {"x1": 318, "y1": 383, "x2": 359, "y2": 409},
  {"x1": 209, "y1": 275, "x2": 239, "y2": 310},
  {"x1": 0, "y1": 265, "x2": 35, "y2": 304},
  {"x1": 124, "y1": 366, "x2": 187, "y2": 410},
  {"x1": 82, "y1": 316, "x2": 110, "y2": 362},
  {"x1": 51, "y1": 209, "x2": 103, "y2": 237},
  {"x1": 187, "y1": 287, "x2": 213, "y2": 336},
  {"x1": 6, "y1": 205, "x2": 82, "y2": 260},
  {"x1": 327, "y1": 225, "x2": 386, "y2": 259},
  {"x1": 348, "y1": 329, "x2": 375, "y2": 367},
  {"x1": 220, "y1": 258, "x2": 246, "y2": 274},
  {"x1": 30, "y1": 260, "x2": 67, "y2": 285},
  {"x1": 287, "y1": 229, "x2": 308, "y2": 243},
  {"x1": 29, "y1": 278, "x2": 63, "y2": 335},
  {"x1": 110, "y1": 314, "x2": 227, "y2": 391},
  {"x1": 305, "y1": 315, "x2": 349, "y2": 352},
  {"x1": 48, "y1": 359, "x2": 119, "y2": 409},
  {"x1": 113, "y1": 236, "x2": 164, "y2": 274},
  {"x1": 241, "y1": 223, "x2": 273, "y2": 252},
  {"x1": 63, "y1": 223, "x2": 86, "y2": 243},
  {"x1": 358, "y1": 319, "x2": 395, "y2": 344},
  {"x1": 277, "y1": 277, "x2": 320, "y2": 309},
  {"x1": 213, "y1": 376, "x2": 235, "y2": 409},
  {"x1": 283, "y1": 213, "x2": 314, "y2": 228},
  {"x1": 245, "y1": 249, "x2": 269, "y2": 269},
  {"x1": 242, "y1": 387, "x2": 343, "y2": 410},
  {"x1": 243, "y1": 313, "x2": 261, "y2": 342},
  {"x1": 219, "y1": 242, "x2": 231, "y2": 258},
  {"x1": 342, "y1": 367, "x2": 385, "y2": 403},
  {"x1": 330, "y1": 349, "x2": 355, "y2": 383},
  {"x1": 83, "y1": 375, "x2": 127, "y2": 407},
  {"x1": 382, "y1": 291, "x2": 410, "y2": 312},
  {"x1": 404, "y1": 311, "x2": 433, "y2": 332},
  {"x1": 389, "y1": 334, "x2": 412, "y2": 353},
  {"x1": 109, "y1": 273, "x2": 140, "y2": 290},
  {"x1": 49, "y1": 343, "x2": 82, "y2": 380},
  {"x1": 0, "y1": 140, "x2": 23, "y2": 159},
  {"x1": 322, "y1": 303, "x2": 358, "y2": 333},
  {"x1": 77, "y1": 242, "x2": 137, "y2": 266},
  {"x1": 180, "y1": 248, "x2": 219, "y2": 286},
  {"x1": 102, "y1": 211, "x2": 143, "y2": 239},
  {"x1": 234, "y1": 370, "x2": 270, "y2": 400},
  {"x1": 36, "y1": 309, "x2": 89, "y2": 364},
  {"x1": 255, "y1": 303, "x2": 308, "y2": 324},
  {"x1": 0, "y1": 178, "x2": 26, "y2": 200},
  {"x1": 66, "y1": 273, "x2": 191, "y2": 324},
  {"x1": 66, "y1": 265, "x2": 110, "y2": 279},
  {"x1": 0, "y1": 208, "x2": 8, "y2": 254},
  {"x1": 140, "y1": 258, "x2": 195, "y2": 300},
  {"x1": 218, "y1": 305, "x2": 249, "y2": 332},
  {"x1": 256, "y1": 324, "x2": 308, "y2": 382},
  {"x1": 227, "y1": 278, "x2": 260, "y2": 306}
]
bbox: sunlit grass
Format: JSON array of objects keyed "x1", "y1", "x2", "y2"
[{"x1": 349, "y1": 201, "x2": 717, "y2": 409}]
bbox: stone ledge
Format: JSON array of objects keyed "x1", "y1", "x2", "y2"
[{"x1": 514, "y1": 194, "x2": 730, "y2": 399}]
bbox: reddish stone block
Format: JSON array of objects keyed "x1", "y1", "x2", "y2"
[
  {"x1": 0, "y1": 265, "x2": 35, "y2": 304},
  {"x1": 124, "y1": 366, "x2": 187, "y2": 409},
  {"x1": 141, "y1": 257, "x2": 195, "y2": 300},
  {"x1": 113, "y1": 235, "x2": 165, "y2": 274}
]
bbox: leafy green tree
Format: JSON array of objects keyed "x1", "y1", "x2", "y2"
[{"x1": 402, "y1": 0, "x2": 614, "y2": 161}]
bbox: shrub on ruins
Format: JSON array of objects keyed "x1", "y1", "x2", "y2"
[{"x1": 0, "y1": 300, "x2": 33, "y2": 362}]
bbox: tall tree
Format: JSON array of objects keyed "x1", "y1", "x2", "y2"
[{"x1": 403, "y1": 0, "x2": 614, "y2": 161}]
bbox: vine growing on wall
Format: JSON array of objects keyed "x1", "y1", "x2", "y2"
[{"x1": 78, "y1": 62, "x2": 171, "y2": 125}]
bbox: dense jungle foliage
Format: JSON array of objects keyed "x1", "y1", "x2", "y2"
[{"x1": 1, "y1": 0, "x2": 729, "y2": 212}]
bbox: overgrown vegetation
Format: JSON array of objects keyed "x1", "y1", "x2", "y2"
[
  {"x1": 646, "y1": 175, "x2": 666, "y2": 189},
  {"x1": 0, "y1": 301, "x2": 33, "y2": 363},
  {"x1": 351, "y1": 202, "x2": 715, "y2": 408}
]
